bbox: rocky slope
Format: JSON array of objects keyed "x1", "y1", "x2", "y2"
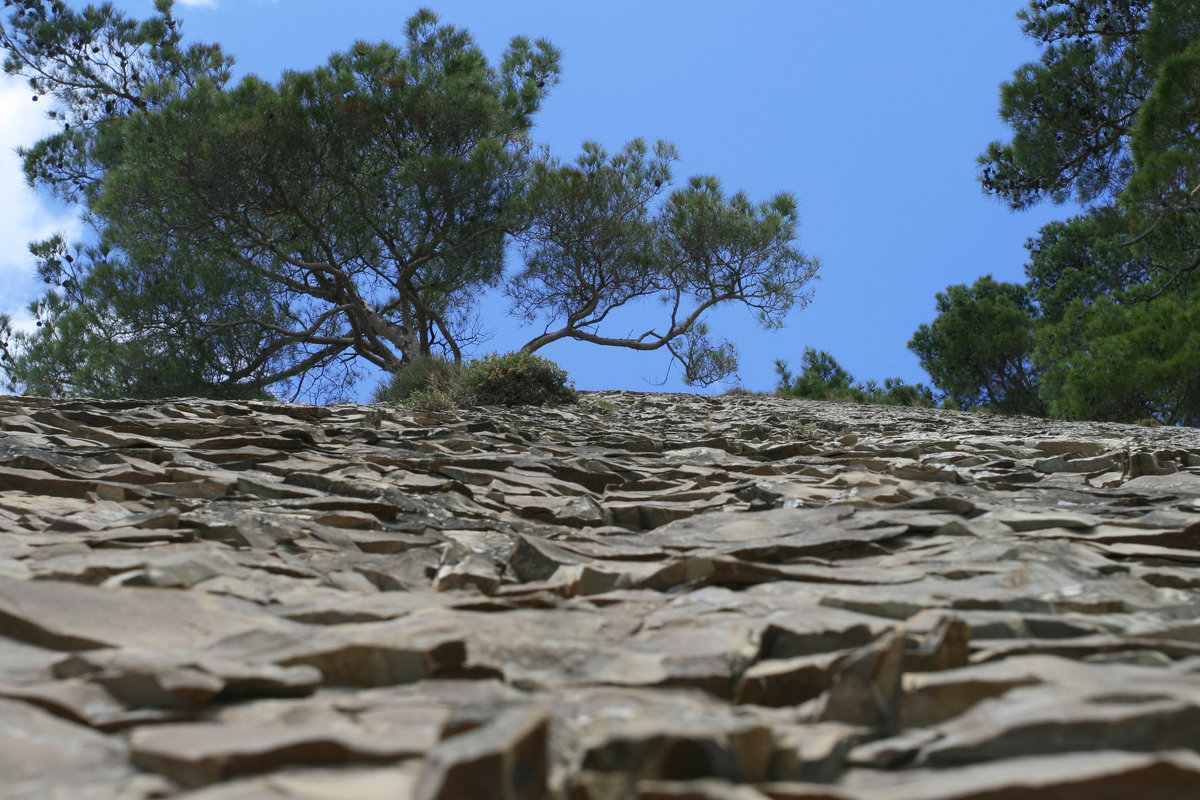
[{"x1": 2, "y1": 390, "x2": 1200, "y2": 799}]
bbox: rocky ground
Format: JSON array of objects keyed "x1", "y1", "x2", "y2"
[{"x1": 2, "y1": 390, "x2": 1200, "y2": 799}]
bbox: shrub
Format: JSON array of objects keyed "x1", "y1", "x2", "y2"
[
  {"x1": 854, "y1": 377, "x2": 936, "y2": 407},
  {"x1": 456, "y1": 351, "x2": 577, "y2": 406},
  {"x1": 403, "y1": 388, "x2": 457, "y2": 411},
  {"x1": 775, "y1": 348, "x2": 935, "y2": 407},
  {"x1": 372, "y1": 356, "x2": 462, "y2": 404}
]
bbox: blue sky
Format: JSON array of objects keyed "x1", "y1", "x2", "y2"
[{"x1": 0, "y1": 1, "x2": 1079, "y2": 400}]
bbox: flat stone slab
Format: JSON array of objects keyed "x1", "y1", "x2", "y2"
[{"x1": 1, "y1": 391, "x2": 1199, "y2": 796}]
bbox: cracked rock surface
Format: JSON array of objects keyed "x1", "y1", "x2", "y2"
[{"x1": 2, "y1": 390, "x2": 1200, "y2": 798}]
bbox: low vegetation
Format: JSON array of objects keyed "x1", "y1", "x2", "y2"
[
  {"x1": 774, "y1": 348, "x2": 935, "y2": 407},
  {"x1": 373, "y1": 350, "x2": 576, "y2": 408}
]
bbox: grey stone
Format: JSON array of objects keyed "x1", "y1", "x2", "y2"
[{"x1": 0, "y1": 391, "x2": 1197, "y2": 796}]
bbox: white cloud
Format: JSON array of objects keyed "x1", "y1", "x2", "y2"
[
  {"x1": 0, "y1": 75, "x2": 82, "y2": 335},
  {"x1": 175, "y1": 0, "x2": 220, "y2": 8}
]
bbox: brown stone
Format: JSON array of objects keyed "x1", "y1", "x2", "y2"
[
  {"x1": 415, "y1": 703, "x2": 550, "y2": 800},
  {"x1": 0, "y1": 575, "x2": 297, "y2": 651},
  {"x1": 0, "y1": 696, "x2": 171, "y2": 798},
  {"x1": 167, "y1": 765, "x2": 421, "y2": 800},
  {"x1": 839, "y1": 750, "x2": 1200, "y2": 800},
  {"x1": 814, "y1": 631, "x2": 905, "y2": 732},
  {"x1": 636, "y1": 779, "x2": 774, "y2": 799},
  {"x1": 0, "y1": 391, "x2": 1198, "y2": 796},
  {"x1": 735, "y1": 651, "x2": 845, "y2": 707},
  {"x1": 766, "y1": 722, "x2": 859, "y2": 783},
  {"x1": 129, "y1": 707, "x2": 448, "y2": 788},
  {"x1": 904, "y1": 614, "x2": 971, "y2": 672}
]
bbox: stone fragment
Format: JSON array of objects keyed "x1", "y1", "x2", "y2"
[
  {"x1": 735, "y1": 651, "x2": 845, "y2": 707},
  {"x1": 1032, "y1": 440, "x2": 1107, "y2": 458},
  {"x1": 757, "y1": 614, "x2": 883, "y2": 659},
  {"x1": 899, "y1": 659, "x2": 1043, "y2": 729},
  {"x1": 918, "y1": 683, "x2": 1200, "y2": 766},
  {"x1": 1122, "y1": 471, "x2": 1200, "y2": 494},
  {"x1": 846, "y1": 727, "x2": 941, "y2": 768},
  {"x1": 0, "y1": 633, "x2": 61, "y2": 682},
  {"x1": 28, "y1": 544, "x2": 241, "y2": 587},
  {"x1": 173, "y1": 765, "x2": 422, "y2": 800},
  {"x1": 987, "y1": 509, "x2": 1099, "y2": 531},
  {"x1": 0, "y1": 575, "x2": 297, "y2": 651},
  {"x1": 129, "y1": 708, "x2": 448, "y2": 788},
  {"x1": 766, "y1": 722, "x2": 859, "y2": 783},
  {"x1": 635, "y1": 779, "x2": 774, "y2": 799},
  {"x1": 642, "y1": 508, "x2": 911, "y2": 561},
  {"x1": 415, "y1": 703, "x2": 550, "y2": 800},
  {"x1": 814, "y1": 632, "x2": 904, "y2": 732},
  {"x1": 53, "y1": 648, "x2": 323, "y2": 706},
  {"x1": 751, "y1": 784, "x2": 855, "y2": 800},
  {"x1": 7, "y1": 677, "x2": 199, "y2": 732},
  {"x1": 541, "y1": 562, "x2": 630, "y2": 596},
  {"x1": 561, "y1": 687, "x2": 774, "y2": 785},
  {"x1": 0, "y1": 696, "x2": 172, "y2": 799},
  {"x1": 270, "y1": 627, "x2": 469, "y2": 688},
  {"x1": 1129, "y1": 450, "x2": 1177, "y2": 477},
  {"x1": 839, "y1": 750, "x2": 1200, "y2": 800},
  {"x1": 432, "y1": 550, "x2": 502, "y2": 594},
  {"x1": 508, "y1": 533, "x2": 585, "y2": 581},
  {"x1": 903, "y1": 614, "x2": 970, "y2": 672},
  {"x1": 2, "y1": 391, "x2": 1200, "y2": 796}
]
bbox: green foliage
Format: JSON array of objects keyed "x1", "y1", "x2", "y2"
[
  {"x1": 0, "y1": 1, "x2": 292, "y2": 398},
  {"x1": 398, "y1": 389, "x2": 453, "y2": 412},
  {"x1": 0, "y1": 235, "x2": 287, "y2": 399},
  {"x1": 510, "y1": 140, "x2": 820, "y2": 386},
  {"x1": 913, "y1": 1, "x2": 1200, "y2": 425},
  {"x1": 371, "y1": 356, "x2": 462, "y2": 404},
  {"x1": 371, "y1": 351, "x2": 576, "y2": 407},
  {"x1": 2, "y1": 2, "x2": 819, "y2": 399},
  {"x1": 775, "y1": 348, "x2": 935, "y2": 407},
  {"x1": 455, "y1": 351, "x2": 577, "y2": 406},
  {"x1": 1019, "y1": 205, "x2": 1200, "y2": 424},
  {"x1": 978, "y1": 0, "x2": 1200, "y2": 209},
  {"x1": 1023, "y1": 207, "x2": 1158, "y2": 319},
  {"x1": 774, "y1": 348, "x2": 853, "y2": 399},
  {"x1": 909, "y1": 276, "x2": 1045, "y2": 415},
  {"x1": 865, "y1": 377, "x2": 938, "y2": 408},
  {"x1": 1036, "y1": 294, "x2": 1200, "y2": 425},
  {"x1": 1, "y1": 2, "x2": 561, "y2": 398},
  {"x1": 977, "y1": 0, "x2": 1200, "y2": 252},
  {"x1": 1123, "y1": 36, "x2": 1200, "y2": 280}
]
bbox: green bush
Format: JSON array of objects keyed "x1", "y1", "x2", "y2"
[
  {"x1": 456, "y1": 351, "x2": 577, "y2": 406},
  {"x1": 403, "y1": 388, "x2": 457, "y2": 412},
  {"x1": 775, "y1": 348, "x2": 935, "y2": 407},
  {"x1": 372, "y1": 356, "x2": 462, "y2": 405}
]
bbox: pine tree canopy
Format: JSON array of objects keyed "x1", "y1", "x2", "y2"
[
  {"x1": 0, "y1": 1, "x2": 819, "y2": 399},
  {"x1": 913, "y1": 0, "x2": 1200, "y2": 425}
]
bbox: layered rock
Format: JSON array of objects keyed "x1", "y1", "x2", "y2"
[{"x1": 1, "y1": 390, "x2": 1199, "y2": 798}]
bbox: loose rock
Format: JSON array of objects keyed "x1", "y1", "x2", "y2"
[{"x1": 0, "y1": 391, "x2": 1198, "y2": 796}]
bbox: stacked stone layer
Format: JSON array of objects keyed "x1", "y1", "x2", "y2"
[{"x1": 2, "y1": 391, "x2": 1200, "y2": 799}]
